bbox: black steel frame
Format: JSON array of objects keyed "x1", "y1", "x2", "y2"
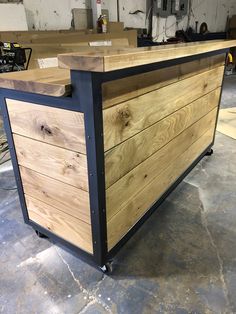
[{"x1": 0, "y1": 48, "x2": 229, "y2": 269}]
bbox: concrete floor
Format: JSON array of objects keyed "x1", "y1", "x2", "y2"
[{"x1": 0, "y1": 76, "x2": 236, "y2": 314}]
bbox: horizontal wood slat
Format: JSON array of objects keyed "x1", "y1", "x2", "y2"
[
  {"x1": 7, "y1": 99, "x2": 86, "y2": 154},
  {"x1": 20, "y1": 167, "x2": 90, "y2": 224},
  {"x1": 107, "y1": 128, "x2": 215, "y2": 250},
  {"x1": 106, "y1": 108, "x2": 218, "y2": 221},
  {"x1": 0, "y1": 68, "x2": 71, "y2": 97},
  {"x1": 105, "y1": 88, "x2": 221, "y2": 188},
  {"x1": 103, "y1": 67, "x2": 224, "y2": 151},
  {"x1": 58, "y1": 40, "x2": 236, "y2": 72},
  {"x1": 13, "y1": 134, "x2": 88, "y2": 191},
  {"x1": 26, "y1": 195, "x2": 93, "y2": 254},
  {"x1": 31, "y1": 30, "x2": 137, "y2": 47},
  {"x1": 102, "y1": 54, "x2": 225, "y2": 109}
]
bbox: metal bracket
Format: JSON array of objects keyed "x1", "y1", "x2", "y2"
[
  {"x1": 171, "y1": 0, "x2": 188, "y2": 18},
  {"x1": 154, "y1": 0, "x2": 172, "y2": 18}
]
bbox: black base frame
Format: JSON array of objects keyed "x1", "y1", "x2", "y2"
[{"x1": 0, "y1": 48, "x2": 228, "y2": 270}]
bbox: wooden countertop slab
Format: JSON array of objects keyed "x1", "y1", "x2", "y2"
[
  {"x1": 58, "y1": 40, "x2": 236, "y2": 72},
  {"x1": 0, "y1": 67, "x2": 71, "y2": 97}
]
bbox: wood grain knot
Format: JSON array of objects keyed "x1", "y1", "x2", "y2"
[
  {"x1": 42, "y1": 190, "x2": 48, "y2": 197},
  {"x1": 67, "y1": 164, "x2": 74, "y2": 169},
  {"x1": 40, "y1": 124, "x2": 53, "y2": 136},
  {"x1": 118, "y1": 108, "x2": 132, "y2": 128},
  {"x1": 62, "y1": 162, "x2": 76, "y2": 175}
]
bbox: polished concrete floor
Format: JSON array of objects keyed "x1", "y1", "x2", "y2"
[{"x1": 0, "y1": 76, "x2": 236, "y2": 314}]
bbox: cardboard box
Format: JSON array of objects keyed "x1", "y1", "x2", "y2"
[{"x1": 107, "y1": 22, "x2": 124, "y2": 33}]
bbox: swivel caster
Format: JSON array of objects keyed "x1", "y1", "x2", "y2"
[
  {"x1": 100, "y1": 261, "x2": 113, "y2": 274},
  {"x1": 35, "y1": 230, "x2": 48, "y2": 239},
  {"x1": 205, "y1": 148, "x2": 214, "y2": 156}
]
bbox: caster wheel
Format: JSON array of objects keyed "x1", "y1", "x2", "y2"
[
  {"x1": 205, "y1": 148, "x2": 214, "y2": 156},
  {"x1": 35, "y1": 230, "x2": 48, "y2": 239},
  {"x1": 100, "y1": 261, "x2": 113, "y2": 274}
]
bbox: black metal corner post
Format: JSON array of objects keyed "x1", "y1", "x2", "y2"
[
  {"x1": 71, "y1": 70, "x2": 107, "y2": 267},
  {"x1": 0, "y1": 93, "x2": 29, "y2": 223}
]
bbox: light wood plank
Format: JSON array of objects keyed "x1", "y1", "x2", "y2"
[
  {"x1": 102, "y1": 54, "x2": 225, "y2": 109},
  {"x1": 106, "y1": 108, "x2": 217, "y2": 221},
  {"x1": 105, "y1": 89, "x2": 221, "y2": 188},
  {"x1": 13, "y1": 134, "x2": 88, "y2": 191},
  {"x1": 7, "y1": 99, "x2": 86, "y2": 154},
  {"x1": 26, "y1": 195, "x2": 93, "y2": 254},
  {"x1": 217, "y1": 107, "x2": 236, "y2": 140},
  {"x1": 0, "y1": 30, "x2": 86, "y2": 42},
  {"x1": 103, "y1": 68, "x2": 223, "y2": 151},
  {"x1": 58, "y1": 40, "x2": 236, "y2": 72},
  {"x1": 26, "y1": 39, "x2": 131, "y2": 69},
  {"x1": 31, "y1": 30, "x2": 137, "y2": 47},
  {"x1": 107, "y1": 128, "x2": 214, "y2": 250},
  {"x1": 0, "y1": 67, "x2": 71, "y2": 97},
  {"x1": 20, "y1": 166, "x2": 90, "y2": 224}
]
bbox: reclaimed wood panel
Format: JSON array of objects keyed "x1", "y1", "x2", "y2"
[
  {"x1": 105, "y1": 88, "x2": 221, "y2": 188},
  {"x1": 26, "y1": 195, "x2": 93, "y2": 254},
  {"x1": 106, "y1": 108, "x2": 217, "y2": 221},
  {"x1": 0, "y1": 68, "x2": 71, "y2": 97},
  {"x1": 13, "y1": 134, "x2": 88, "y2": 191},
  {"x1": 7, "y1": 99, "x2": 86, "y2": 154},
  {"x1": 102, "y1": 54, "x2": 225, "y2": 109},
  {"x1": 107, "y1": 128, "x2": 215, "y2": 249},
  {"x1": 103, "y1": 68, "x2": 224, "y2": 151},
  {"x1": 20, "y1": 166, "x2": 90, "y2": 224},
  {"x1": 32, "y1": 30, "x2": 137, "y2": 47},
  {"x1": 0, "y1": 30, "x2": 85, "y2": 43},
  {"x1": 58, "y1": 40, "x2": 236, "y2": 72}
]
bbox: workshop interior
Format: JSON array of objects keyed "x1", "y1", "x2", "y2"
[{"x1": 0, "y1": 0, "x2": 236, "y2": 313}]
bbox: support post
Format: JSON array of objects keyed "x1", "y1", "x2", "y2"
[{"x1": 71, "y1": 70, "x2": 107, "y2": 267}]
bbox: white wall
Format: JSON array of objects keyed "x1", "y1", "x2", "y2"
[
  {"x1": 118, "y1": 0, "x2": 147, "y2": 29},
  {"x1": 0, "y1": 3, "x2": 28, "y2": 31},
  {"x1": 1, "y1": 0, "x2": 236, "y2": 39},
  {"x1": 23, "y1": 0, "x2": 117, "y2": 30},
  {"x1": 23, "y1": 0, "x2": 147, "y2": 31}
]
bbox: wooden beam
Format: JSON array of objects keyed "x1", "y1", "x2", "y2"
[
  {"x1": 58, "y1": 40, "x2": 236, "y2": 72},
  {"x1": 0, "y1": 67, "x2": 71, "y2": 97}
]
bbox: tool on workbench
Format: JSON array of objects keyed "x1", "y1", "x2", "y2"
[{"x1": 0, "y1": 42, "x2": 32, "y2": 73}]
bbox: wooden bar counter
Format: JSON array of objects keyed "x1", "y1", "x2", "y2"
[{"x1": 1, "y1": 40, "x2": 236, "y2": 272}]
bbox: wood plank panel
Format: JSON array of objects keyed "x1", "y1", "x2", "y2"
[
  {"x1": 13, "y1": 134, "x2": 88, "y2": 191},
  {"x1": 0, "y1": 68, "x2": 71, "y2": 97},
  {"x1": 102, "y1": 54, "x2": 225, "y2": 109},
  {"x1": 105, "y1": 89, "x2": 220, "y2": 188},
  {"x1": 107, "y1": 128, "x2": 214, "y2": 250},
  {"x1": 31, "y1": 30, "x2": 137, "y2": 47},
  {"x1": 7, "y1": 99, "x2": 86, "y2": 154},
  {"x1": 26, "y1": 195, "x2": 93, "y2": 254},
  {"x1": 20, "y1": 167, "x2": 90, "y2": 224},
  {"x1": 103, "y1": 67, "x2": 224, "y2": 151},
  {"x1": 58, "y1": 40, "x2": 236, "y2": 72},
  {"x1": 0, "y1": 30, "x2": 85, "y2": 43},
  {"x1": 26, "y1": 39, "x2": 131, "y2": 69},
  {"x1": 106, "y1": 108, "x2": 218, "y2": 221}
]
